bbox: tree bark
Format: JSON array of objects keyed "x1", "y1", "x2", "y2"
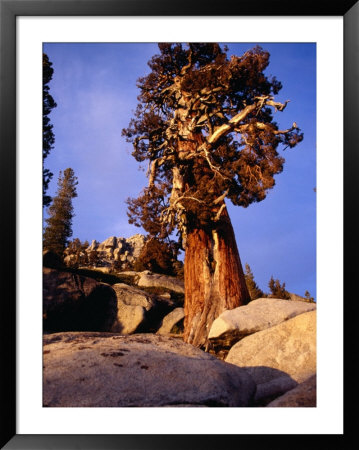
[
  {"x1": 183, "y1": 206, "x2": 250, "y2": 349},
  {"x1": 173, "y1": 99, "x2": 250, "y2": 349}
]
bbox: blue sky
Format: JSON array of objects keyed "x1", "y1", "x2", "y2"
[{"x1": 43, "y1": 43, "x2": 316, "y2": 299}]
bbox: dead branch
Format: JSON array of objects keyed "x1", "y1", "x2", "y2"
[
  {"x1": 208, "y1": 96, "x2": 291, "y2": 145},
  {"x1": 148, "y1": 160, "x2": 159, "y2": 188},
  {"x1": 213, "y1": 189, "x2": 229, "y2": 205},
  {"x1": 213, "y1": 203, "x2": 226, "y2": 221}
]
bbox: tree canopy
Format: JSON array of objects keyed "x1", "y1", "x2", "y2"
[{"x1": 123, "y1": 43, "x2": 303, "y2": 245}]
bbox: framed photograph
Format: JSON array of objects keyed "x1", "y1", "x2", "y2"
[{"x1": 1, "y1": 0, "x2": 356, "y2": 448}]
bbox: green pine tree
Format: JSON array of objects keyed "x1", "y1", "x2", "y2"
[
  {"x1": 244, "y1": 263, "x2": 264, "y2": 301},
  {"x1": 43, "y1": 168, "x2": 78, "y2": 256},
  {"x1": 268, "y1": 275, "x2": 290, "y2": 300}
]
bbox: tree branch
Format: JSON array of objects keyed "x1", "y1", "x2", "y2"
[
  {"x1": 254, "y1": 122, "x2": 298, "y2": 134},
  {"x1": 213, "y1": 203, "x2": 226, "y2": 221},
  {"x1": 148, "y1": 160, "x2": 157, "y2": 187},
  {"x1": 207, "y1": 96, "x2": 291, "y2": 145},
  {"x1": 213, "y1": 189, "x2": 229, "y2": 205},
  {"x1": 208, "y1": 103, "x2": 258, "y2": 144}
]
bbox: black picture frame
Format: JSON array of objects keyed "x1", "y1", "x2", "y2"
[{"x1": 1, "y1": 0, "x2": 357, "y2": 448}]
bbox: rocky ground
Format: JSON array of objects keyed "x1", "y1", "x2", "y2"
[{"x1": 43, "y1": 250, "x2": 317, "y2": 408}]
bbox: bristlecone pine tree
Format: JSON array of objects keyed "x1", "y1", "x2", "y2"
[
  {"x1": 123, "y1": 43, "x2": 303, "y2": 348},
  {"x1": 43, "y1": 53, "x2": 57, "y2": 207},
  {"x1": 43, "y1": 168, "x2": 78, "y2": 256},
  {"x1": 244, "y1": 263, "x2": 264, "y2": 301}
]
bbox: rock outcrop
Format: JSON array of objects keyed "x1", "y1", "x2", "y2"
[
  {"x1": 267, "y1": 374, "x2": 316, "y2": 407},
  {"x1": 157, "y1": 308, "x2": 185, "y2": 336},
  {"x1": 43, "y1": 332, "x2": 256, "y2": 407},
  {"x1": 65, "y1": 234, "x2": 147, "y2": 270},
  {"x1": 43, "y1": 259, "x2": 317, "y2": 408},
  {"x1": 208, "y1": 297, "x2": 316, "y2": 349},
  {"x1": 289, "y1": 292, "x2": 315, "y2": 303},
  {"x1": 43, "y1": 250, "x2": 65, "y2": 270},
  {"x1": 137, "y1": 271, "x2": 185, "y2": 294},
  {"x1": 110, "y1": 283, "x2": 175, "y2": 334},
  {"x1": 225, "y1": 310, "x2": 316, "y2": 405},
  {"x1": 96, "y1": 234, "x2": 146, "y2": 267},
  {"x1": 43, "y1": 268, "x2": 117, "y2": 332}
]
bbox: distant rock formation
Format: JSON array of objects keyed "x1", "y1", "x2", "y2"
[{"x1": 64, "y1": 234, "x2": 147, "y2": 270}]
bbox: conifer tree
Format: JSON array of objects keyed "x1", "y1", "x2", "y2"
[
  {"x1": 43, "y1": 168, "x2": 78, "y2": 256},
  {"x1": 43, "y1": 53, "x2": 57, "y2": 207},
  {"x1": 268, "y1": 275, "x2": 290, "y2": 299},
  {"x1": 123, "y1": 43, "x2": 303, "y2": 347},
  {"x1": 244, "y1": 263, "x2": 264, "y2": 300}
]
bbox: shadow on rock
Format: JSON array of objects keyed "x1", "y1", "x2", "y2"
[
  {"x1": 43, "y1": 268, "x2": 118, "y2": 332},
  {"x1": 242, "y1": 366, "x2": 299, "y2": 406}
]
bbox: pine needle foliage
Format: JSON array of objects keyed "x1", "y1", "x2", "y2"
[
  {"x1": 43, "y1": 168, "x2": 78, "y2": 256},
  {"x1": 244, "y1": 263, "x2": 264, "y2": 300},
  {"x1": 268, "y1": 275, "x2": 291, "y2": 300},
  {"x1": 43, "y1": 53, "x2": 57, "y2": 207}
]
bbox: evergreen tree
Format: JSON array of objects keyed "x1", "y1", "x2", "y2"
[
  {"x1": 43, "y1": 53, "x2": 57, "y2": 207},
  {"x1": 43, "y1": 168, "x2": 78, "y2": 256},
  {"x1": 268, "y1": 275, "x2": 290, "y2": 299},
  {"x1": 123, "y1": 44, "x2": 303, "y2": 347},
  {"x1": 244, "y1": 263, "x2": 264, "y2": 300}
]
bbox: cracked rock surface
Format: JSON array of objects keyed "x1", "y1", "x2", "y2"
[{"x1": 43, "y1": 332, "x2": 256, "y2": 407}]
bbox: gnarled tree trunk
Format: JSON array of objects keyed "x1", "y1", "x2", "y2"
[
  {"x1": 172, "y1": 103, "x2": 250, "y2": 348},
  {"x1": 183, "y1": 207, "x2": 250, "y2": 348}
]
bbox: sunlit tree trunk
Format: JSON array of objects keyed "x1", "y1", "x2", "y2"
[
  {"x1": 172, "y1": 113, "x2": 251, "y2": 349},
  {"x1": 183, "y1": 206, "x2": 250, "y2": 349}
]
